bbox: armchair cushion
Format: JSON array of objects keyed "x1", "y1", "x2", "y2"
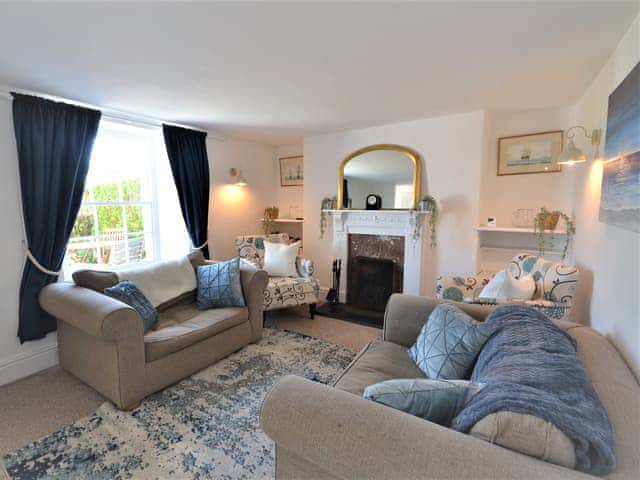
[
  {"x1": 264, "y1": 276, "x2": 320, "y2": 311},
  {"x1": 508, "y1": 253, "x2": 578, "y2": 304},
  {"x1": 436, "y1": 274, "x2": 492, "y2": 302},
  {"x1": 235, "y1": 233, "x2": 289, "y2": 269}
]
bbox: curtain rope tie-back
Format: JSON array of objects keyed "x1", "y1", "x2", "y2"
[
  {"x1": 191, "y1": 239, "x2": 208, "y2": 251},
  {"x1": 21, "y1": 240, "x2": 62, "y2": 276}
]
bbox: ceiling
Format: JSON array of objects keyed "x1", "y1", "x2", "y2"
[{"x1": 0, "y1": 1, "x2": 637, "y2": 145}]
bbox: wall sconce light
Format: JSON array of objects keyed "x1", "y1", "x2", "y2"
[
  {"x1": 229, "y1": 167, "x2": 248, "y2": 186},
  {"x1": 557, "y1": 125, "x2": 602, "y2": 166}
]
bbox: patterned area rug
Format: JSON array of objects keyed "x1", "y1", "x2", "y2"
[{"x1": 2, "y1": 329, "x2": 355, "y2": 479}]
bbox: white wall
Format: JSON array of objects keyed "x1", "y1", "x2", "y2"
[
  {"x1": 569, "y1": 16, "x2": 640, "y2": 377},
  {"x1": 479, "y1": 107, "x2": 574, "y2": 226},
  {"x1": 207, "y1": 137, "x2": 279, "y2": 260},
  {"x1": 0, "y1": 98, "x2": 58, "y2": 386},
  {"x1": 303, "y1": 111, "x2": 485, "y2": 294}
]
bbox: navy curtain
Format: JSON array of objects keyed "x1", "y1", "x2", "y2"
[
  {"x1": 162, "y1": 125, "x2": 210, "y2": 258},
  {"x1": 12, "y1": 93, "x2": 101, "y2": 342}
]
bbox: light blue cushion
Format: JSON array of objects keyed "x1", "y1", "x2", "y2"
[
  {"x1": 103, "y1": 280, "x2": 158, "y2": 333},
  {"x1": 408, "y1": 303, "x2": 496, "y2": 379},
  {"x1": 364, "y1": 379, "x2": 484, "y2": 426},
  {"x1": 196, "y1": 257, "x2": 245, "y2": 309}
]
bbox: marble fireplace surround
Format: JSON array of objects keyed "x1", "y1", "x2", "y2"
[{"x1": 327, "y1": 209, "x2": 428, "y2": 300}]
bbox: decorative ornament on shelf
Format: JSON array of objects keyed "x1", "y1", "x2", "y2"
[
  {"x1": 533, "y1": 207, "x2": 576, "y2": 260},
  {"x1": 415, "y1": 195, "x2": 438, "y2": 247},
  {"x1": 262, "y1": 206, "x2": 279, "y2": 235}
]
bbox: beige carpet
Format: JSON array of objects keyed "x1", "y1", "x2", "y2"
[{"x1": 0, "y1": 308, "x2": 380, "y2": 461}]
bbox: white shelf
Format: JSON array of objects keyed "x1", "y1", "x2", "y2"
[
  {"x1": 475, "y1": 226, "x2": 566, "y2": 235},
  {"x1": 260, "y1": 218, "x2": 304, "y2": 223}
]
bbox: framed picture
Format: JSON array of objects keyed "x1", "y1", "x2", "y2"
[
  {"x1": 600, "y1": 61, "x2": 640, "y2": 233},
  {"x1": 497, "y1": 131, "x2": 563, "y2": 176},
  {"x1": 279, "y1": 155, "x2": 304, "y2": 186}
]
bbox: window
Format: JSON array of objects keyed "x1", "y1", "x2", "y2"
[
  {"x1": 66, "y1": 119, "x2": 189, "y2": 272},
  {"x1": 394, "y1": 184, "x2": 414, "y2": 208}
]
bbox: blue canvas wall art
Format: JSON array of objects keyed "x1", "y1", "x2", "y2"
[
  {"x1": 604, "y1": 62, "x2": 640, "y2": 159},
  {"x1": 600, "y1": 62, "x2": 640, "y2": 233}
]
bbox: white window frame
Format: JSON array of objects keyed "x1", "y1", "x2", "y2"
[{"x1": 65, "y1": 119, "x2": 166, "y2": 273}]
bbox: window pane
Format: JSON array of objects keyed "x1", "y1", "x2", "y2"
[
  {"x1": 127, "y1": 233, "x2": 150, "y2": 263},
  {"x1": 122, "y1": 178, "x2": 142, "y2": 202},
  {"x1": 67, "y1": 242, "x2": 98, "y2": 265},
  {"x1": 126, "y1": 205, "x2": 145, "y2": 233},
  {"x1": 92, "y1": 181, "x2": 119, "y2": 202},
  {"x1": 70, "y1": 206, "x2": 96, "y2": 239},
  {"x1": 97, "y1": 206, "x2": 124, "y2": 236}
]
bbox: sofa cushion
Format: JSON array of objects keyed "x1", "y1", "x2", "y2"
[
  {"x1": 196, "y1": 258, "x2": 246, "y2": 309},
  {"x1": 143, "y1": 304, "x2": 248, "y2": 362},
  {"x1": 117, "y1": 255, "x2": 197, "y2": 307},
  {"x1": 364, "y1": 379, "x2": 484, "y2": 426},
  {"x1": 103, "y1": 280, "x2": 158, "y2": 333},
  {"x1": 408, "y1": 303, "x2": 496, "y2": 379},
  {"x1": 72, "y1": 269, "x2": 118, "y2": 291},
  {"x1": 333, "y1": 340, "x2": 426, "y2": 395}
]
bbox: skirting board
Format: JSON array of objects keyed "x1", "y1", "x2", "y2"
[{"x1": 0, "y1": 342, "x2": 58, "y2": 386}]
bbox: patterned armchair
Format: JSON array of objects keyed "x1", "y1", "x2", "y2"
[
  {"x1": 436, "y1": 252, "x2": 579, "y2": 321},
  {"x1": 235, "y1": 234, "x2": 320, "y2": 318}
]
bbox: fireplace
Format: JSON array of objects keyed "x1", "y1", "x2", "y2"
[
  {"x1": 346, "y1": 234, "x2": 404, "y2": 325},
  {"x1": 319, "y1": 233, "x2": 405, "y2": 327},
  {"x1": 318, "y1": 209, "x2": 427, "y2": 327}
]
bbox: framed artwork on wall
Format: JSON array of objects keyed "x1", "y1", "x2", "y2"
[
  {"x1": 279, "y1": 155, "x2": 304, "y2": 186},
  {"x1": 497, "y1": 131, "x2": 563, "y2": 176},
  {"x1": 599, "y1": 61, "x2": 640, "y2": 233}
]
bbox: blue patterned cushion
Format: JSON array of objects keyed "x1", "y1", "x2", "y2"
[
  {"x1": 364, "y1": 379, "x2": 484, "y2": 426},
  {"x1": 408, "y1": 303, "x2": 496, "y2": 379},
  {"x1": 196, "y1": 258, "x2": 245, "y2": 309},
  {"x1": 103, "y1": 280, "x2": 158, "y2": 333}
]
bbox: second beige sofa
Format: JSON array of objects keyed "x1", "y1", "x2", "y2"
[{"x1": 261, "y1": 295, "x2": 640, "y2": 480}]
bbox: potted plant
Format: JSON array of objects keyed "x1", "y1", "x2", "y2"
[
  {"x1": 262, "y1": 206, "x2": 279, "y2": 235},
  {"x1": 533, "y1": 207, "x2": 576, "y2": 260},
  {"x1": 413, "y1": 195, "x2": 438, "y2": 247}
]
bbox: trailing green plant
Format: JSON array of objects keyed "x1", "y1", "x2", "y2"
[
  {"x1": 418, "y1": 195, "x2": 438, "y2": 247},
  {"x1": 320, "y1": 197, "x2": 333, "y2": 238},
  {"x1": 533, "y1": 207, "x2": 576, "y2": 260}
]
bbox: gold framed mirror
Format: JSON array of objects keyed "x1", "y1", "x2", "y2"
[{"x1": 337, "y1": 144, "x2": 421, "y2": 210}]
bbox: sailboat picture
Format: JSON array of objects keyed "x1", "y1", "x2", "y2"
[
  {"x1": 279, "y1": 155, "x2": 304, "y2": 186},
  {"x1": 498, "y1": 131, "x2": 563, "y2": 175}
]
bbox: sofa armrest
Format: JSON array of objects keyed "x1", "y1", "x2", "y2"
[
  {"x1": 261, "y1": 376, "x2": 586, "y2": 480},
  {"x1": 435, "y1": 274, "x2": 492, "y2": 301},
  {"x1": 383, "y1": 294, "x2": 494, "y2": 348},
  {"x1": 39, "y1": 282, "x2": 143, "y2": 342},
  {"x1": 240, "y1": 265, "x2": 268, "y2": 342}
]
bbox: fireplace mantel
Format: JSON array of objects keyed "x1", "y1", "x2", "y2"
[{"x1": 325, "y1": 209, "x2": 429, "y2": 299}]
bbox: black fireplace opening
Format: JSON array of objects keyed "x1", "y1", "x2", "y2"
[{"x1": 347, "y1": 256, "x2": 402, "y2": 317}]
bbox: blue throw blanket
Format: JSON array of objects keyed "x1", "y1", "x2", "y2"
[{"x1": 452, "y1": 305, "x2": 615, "y2": 475}]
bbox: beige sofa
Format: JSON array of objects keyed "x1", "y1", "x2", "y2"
[
  {"x1": 261, "y1": 295, "x2": 640, "y2": 480},
  {"x1": 40, "y1": 253, "x2": 268, "y2": 410}
]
